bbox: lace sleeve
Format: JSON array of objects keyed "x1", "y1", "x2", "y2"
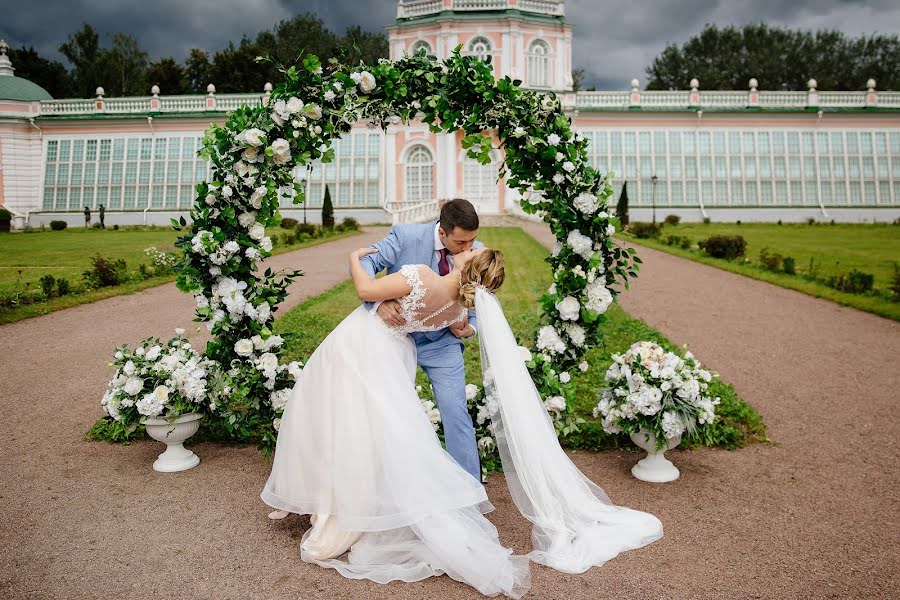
[{"x1": 399, "y1": 264, "x2": 427, "y2": 320}]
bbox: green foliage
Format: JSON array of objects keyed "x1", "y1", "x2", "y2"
[
  {"x1": 341, "y1": 217, "x2": 359, "y2": 231},
  {"x1": 628, "y1": 222, "x2": 661, "y2": 239},
  {"x1": 280, "y1": 217, "x2": 299, "y2": 229},
  {"x1": 700, "y1": 235, "x2": 746, "y2": 259},
  {"x1": 782, "y1": 256, "x2": 796, "y2": 275},
  {"x1": 827, "y1": 269, "x2": 875, "y2": 294},
  {"x1": 49, "y1": 220, "x2": 68, "y2": 231},
  {"x1": 296, "y1": 222, "x2": 316, "y2": 235},
  {"x1": 891, "y1": 264, "x2": 900, "y2": 302},
  {"x1": 0, "y1": 207, "x2": 11, "y2": 222},
  {"x1": 646, "y1": 23, "x2": 900, "y2": 91},
  {"x1": 39, "y1": 274, "x2": 56, "y2": 298},
  {"x1": 758, "y1": 247, "x2": 783, "y2": 271},
  {"x1": 663, "y1": 214, "x2": 681, "y2": 226},
  {"x1": 82, "y1": 254, "x2": 129, "y2": 288}
]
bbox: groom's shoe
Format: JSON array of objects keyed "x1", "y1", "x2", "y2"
[{"x1": 268, "y1": 509, "x2": 290, "y2": 520}]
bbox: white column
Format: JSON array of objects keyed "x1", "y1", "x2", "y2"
[{"x1": 385, "y1": 131, "x2": 397, "y2": 206}]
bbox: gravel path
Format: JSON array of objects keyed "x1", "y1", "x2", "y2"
[{"x1": 2, "y1": 223, "x2": 898, "y2": 599}]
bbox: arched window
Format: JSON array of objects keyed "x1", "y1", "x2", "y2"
[
  {"x1": 410, "y1": 40, "x2": 432, "y2": 55},
  {"x1": 461, "y1": 149, "x2": 501, "y2": 212},
  {"x1": 468, "y1": 36, "x2": 492, "y2": 61},
  {"x1": 404, "y1": 145, "x2": 434, "y2": 203},
  {"x1": 527, "y1": 39, "x2": 552, "y2": 88}
]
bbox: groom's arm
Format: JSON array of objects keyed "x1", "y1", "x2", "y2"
[{"x1": 358, "y1": 227, "x2": 403, "y2": 312}]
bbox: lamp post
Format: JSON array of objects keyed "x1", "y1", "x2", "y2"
[{"x1": 651, "y1": 175, "x2": 658, "y2": 224}]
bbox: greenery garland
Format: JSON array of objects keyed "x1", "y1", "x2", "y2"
[{"x1": 163, "y1": 47, "x2": 638, "y2": 455}]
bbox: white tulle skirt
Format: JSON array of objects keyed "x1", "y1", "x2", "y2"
[{"x1": 262, "y1": 307, "x2": 530, "y2": 598}]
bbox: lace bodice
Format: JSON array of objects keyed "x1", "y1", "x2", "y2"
[{"x1": 390, "y1": 264, "x2": 467, "y2": 337}]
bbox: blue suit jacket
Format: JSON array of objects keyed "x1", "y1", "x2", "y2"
[{"x1": 360, "y1": 221, "x2": 482, "y2": 349}]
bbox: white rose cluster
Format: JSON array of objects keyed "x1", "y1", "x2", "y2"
[
  {"x1": 555, "y1": 296, "x2": 581, "y2": 321},
  {"x1": 102, "y1": 331, "x2": 216, "y2": 423},
  {"x1": 419, "y1": 397, "x2": 442, "y2": 431},
  {"x1": 593, "y1": 341, "x2": 720, "y2": 445},
  {"x1": 584, "y1": 279, "x2": 613, "y2": 314},
  {"x1": 573, "y1": 192, "x2": 599, "y2": 215}
]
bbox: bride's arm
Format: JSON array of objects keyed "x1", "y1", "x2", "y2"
[{"x1": 349, "y1": 249, "x2": 412, "y2": 302}]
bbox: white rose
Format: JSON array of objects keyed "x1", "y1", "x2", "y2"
[
  {"x1": 124, "y1": 378, "x2": 143, "y2": 396},
  {"x1": 260, "y1": 237, "x2": 273, "y2": 253},
  {"x1": 579, "y1": 361, "x2": 589, "y2": 372},
  {"x1": 563, "y1": 161, "x2": 575, "y2": 173},
  {"x1": 553, "y1": 173, "x2": 565, "y2": 184},
  {"x1": 301, "y1": 104, "x2": 322, "y2": 120},
  {"x1": 249, "y1": 223, "x2": 265, "y2": 241},
  {"x1": 237, "y1": 128, "x2": 265, "y2": 147},
  {"x1": 271, "y1": 138, "x2": 291, "y2": 164},
  {"x1": 114, "y1": 351, "x2": 124, "y2": 360},
  {"x1": 145, "y1": 345, "x2": 162, "y2": 361},
  {"x1": 286, "y1": 97, "x2": 303, "y2": 114},
  {"x1": 465, "y1": 384, "x2": 478, "y2": 401},
  {"x1": 358, "y1": 71, "x2": 377, "y2": 93},
  {"x1": 544, "y1": 395, "x2": 567, "y2": 413},
  {"x1": 123, "y1": 360, "x2": 136, "y2": 376},
  {"x1": 323, "y1": 89, "x2": 336, "y2": 102},
  {"x1": 258, "y1": 353, "x2": 279, "y2": 373},
  {"x1": 273, "y1": 418, "x2": 282, "y2": 431},
  {"x1": 559, "y1": 372, "x2": 571, "y2": 384},
  {"x1": 548, "y1": 133, "x2": 561, "y2": 146},
  {"x1": 556, "y1": 296, "x2": 581, "y2": 321},
  {"x1": 174, "y1": 327, "x2": 185, "y2": 335},
  {"x1": 234, "y1": 339, "x2": 254, "y2": 357}
]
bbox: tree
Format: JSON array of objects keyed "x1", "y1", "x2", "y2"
[
  {"x1": 107, "y1": 33, "x2": 149, "y2": 96},
  {"x1": 571, "y1": 68, "x2": 585, "y2": 92},
  {"x1": 185, "y1": 49, "x2": 212, "y2": 93},
  {"x1": 145, "y1": 57, "x2": 188, "y2": 95},
  {"x1": 616, "y1": 182, "x2": 629, "y2": 226},
  {"x1": 337, "y1": 25, "x2": 389, "y2": 66},
  {"x1": 9, "y1": 45, "x2": 77, "y2": 97},
  {"x1": 645, "y1": 24, "x2": 900, "y2": 90},
  {"x1": 272, "y1": 13, "x2": 338, "y2": 67},
  {"x1": 209, "y1": 37, "x2": 270, "y2": 93},
  {"x1": 59, "y1": 23, "x2": 106, "y2": 97},
  {"x1": 321, "y1": 184, "x2": 335, "y2": 229}
]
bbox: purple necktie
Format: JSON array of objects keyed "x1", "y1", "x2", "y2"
[{"x1": 438, "y1": 248, "x2": 450, "y2": 276}]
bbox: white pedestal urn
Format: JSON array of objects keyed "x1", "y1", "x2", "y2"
[
  {"x1": 142, "y1": 413, "x2": 203, "y2": 472},
  {"x1": 629, "y1": 430, "x2": 682, "y2": 483}
]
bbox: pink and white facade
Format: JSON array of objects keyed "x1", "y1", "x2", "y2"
[{"x1": 1, "y1": 0, "x2": 900, "y2": 228}]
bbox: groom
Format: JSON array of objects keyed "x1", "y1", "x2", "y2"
[{"x1": 361, "y1": 198, "x2": 482, "y2": 480}]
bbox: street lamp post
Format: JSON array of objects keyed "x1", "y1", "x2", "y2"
[{"x1": 651, "y1": 174, "x2": 658, "y2": 224}]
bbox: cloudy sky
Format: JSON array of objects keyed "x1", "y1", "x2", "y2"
[{"x1": 2, "y1": 0, "x2": 899, "y2": 89}]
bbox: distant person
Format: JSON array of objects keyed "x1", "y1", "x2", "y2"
[
  {"x1": 98, "y1": 204, "x2": 106, "y2": 229},
  {"x1": 83, "y1": 206, "x2": 91, "y2": 227}
]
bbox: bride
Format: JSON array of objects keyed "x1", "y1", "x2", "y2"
[{"x1": 261, "y1": 246, "x2": 662, "y2": 597}]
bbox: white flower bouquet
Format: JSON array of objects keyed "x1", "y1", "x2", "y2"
[
  {"x1": 101, "y1": 329, "x2": 218, "y2": 436},
  {"x1": 593, "y1": 341, "x2": 720, "y2": 450}
]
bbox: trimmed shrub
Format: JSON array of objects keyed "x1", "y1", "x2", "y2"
[
  {"x1": 321, "y1": 185, "x2": 335, "y2": 229},
  {"x1": 296, "y1": 222, "x2": 316, "y2": 235},
  {"x1": 702, "y1": 217, "x2": 711, "y2": 224},
  {"x1": 280, "y1": 217, "x2": 299, "y2": 229},
  {"x1": 827, "y1": 270, "x2": 875, "y2": 294},
  {"x1": 56, "y1": 278, "x2": 71, "y2": 296},
  {"x1": 664, "y1": 214, "x2": 681, "y2": 226},
  {"x1": 83, "y1": 254, "x2": 129, "y2": 288},
  {"x1": 629, "y1": 222, "x2": 661, "y2": 239},
  {"x1": 616, "y1": 182, "x2": 629, "y2": 225},
  {"x1": 807, "y1": 217, "x2": 816, "y2": 225},
  {"x1": 341, "y1": 217, "x2": 359, "y2": 231},
  {"x1": 890, "y1": 264, "x2": 900, "y2": 302},
  {"x1": 699, "y1": 235, "x2": 746, "y2": 260},
  {"x1": 50, "y1": 220, "x2": 68, "y2": 231},
  {"x1": 782, "y1": 256, "x2": 796, "y2": 275},
  {"x1": 679, "y1": 237, "x2": 691, "y2": 249},
  {"x1": 40, "y1": 275, "x2": 56, "y2": 298},
  {"x1": 759, "y1": 247, "x2": 783, "y2": 272}
]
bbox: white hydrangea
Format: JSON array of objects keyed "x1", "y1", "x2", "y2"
[
  {"x1": 556, "y1": 296, "x2": 581, "y2": 321},
  {"x1": 567, "y1": 229, "x2": 594, "y2": 260},
  {"x1": 661, "y1": 411, "x2": 686, "y2": 438},
  {"x1": 536, "y1": 325, "x2": 566, "y2": 355},
  {"x1": 573, "y1": 192, "x2": 599, "y2": 215},
  {"x1": 566, "y1": 323, "x2": 586, "y2": 347}
]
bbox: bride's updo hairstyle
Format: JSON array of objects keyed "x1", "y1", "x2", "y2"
[{"x1": 458, "y1": 249, "x2": 505, "y2": 309}]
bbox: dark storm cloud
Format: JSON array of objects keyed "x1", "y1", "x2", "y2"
[{"x1": 1, "y1": 0, "x2": 897, "y2": 90}]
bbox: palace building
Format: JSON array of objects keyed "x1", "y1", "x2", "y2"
[{"x1": 1, "y1": 0, "x2": 899, "y2": 228}]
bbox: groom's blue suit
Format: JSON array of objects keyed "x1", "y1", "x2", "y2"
[{"x1": 361, "y1": 221, "x2": 482, "y2": 479}]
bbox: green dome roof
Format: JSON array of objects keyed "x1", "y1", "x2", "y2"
[{"x1": 0, "y1": 75, "x2": 53, "y2": 101}]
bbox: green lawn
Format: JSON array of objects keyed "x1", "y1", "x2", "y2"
[
  {"x1": 275, "y1": 227, "x2": 766, "y2": 452},
  {"x1": 629, "y1": 222, "x2": 900, "y2": 321},
  {"x1": 0, "y1": 225, "x2": 362, "y2": 324}
]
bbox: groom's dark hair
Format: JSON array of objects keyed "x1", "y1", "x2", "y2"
[{"x1": 440, "y1": 198, "x2": 479, "y2": 233}]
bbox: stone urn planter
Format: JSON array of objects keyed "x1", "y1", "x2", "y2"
[
  {"x1": 629, "y1": 430, "x2": 682, "y2": 483},
  {"x1": 142, "y1": 413, "x2": 203, "y2": 472}
]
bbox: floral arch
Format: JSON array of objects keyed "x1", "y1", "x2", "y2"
[{"x1": 170, "y1": 48, "x2": 637, "y2": 453}]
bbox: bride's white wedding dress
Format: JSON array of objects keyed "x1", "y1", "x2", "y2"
[{"x1": 262, "y1": 265, "x2": 662, "y2": 597}]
